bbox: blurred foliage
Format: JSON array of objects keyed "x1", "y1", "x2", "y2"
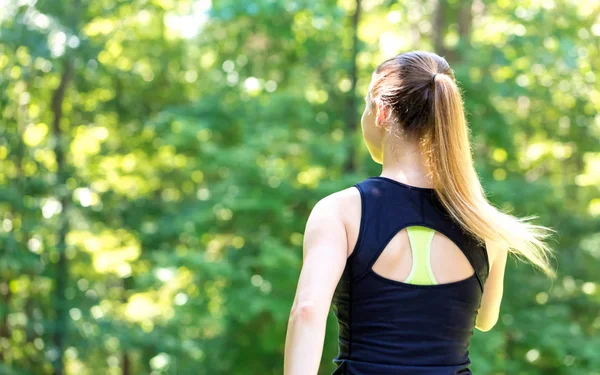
[{"x1": 0, "y1": 0, "x2": 599, "y2": 374}]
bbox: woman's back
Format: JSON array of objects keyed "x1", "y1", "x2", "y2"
[{"x1": 332, "y1": 176, "x2": 489, "y2": 374}]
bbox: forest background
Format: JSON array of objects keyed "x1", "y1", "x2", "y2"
[{"x1": 1, "y1": 0, "x2": 600, "y2": 374}]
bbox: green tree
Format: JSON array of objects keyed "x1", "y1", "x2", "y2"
[{"x1": 0, "y1": 1, "x2": 598, "y2": 374}]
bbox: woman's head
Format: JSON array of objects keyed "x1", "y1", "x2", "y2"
[
  {"x1": 361, "y1": 51, "x2": 454, "y2": 165},
  {"x1": 362, "y1": 50, "x2": 556, "y2": 278}
]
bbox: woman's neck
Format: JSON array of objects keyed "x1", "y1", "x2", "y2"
[{"x1": 380, "y1": 133, "x2": 434, "y2": 189}]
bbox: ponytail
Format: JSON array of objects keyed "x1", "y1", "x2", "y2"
[
  {"x1": 370, "y1": 51, "x2": 556, "y2": 277},
  {"x1": 427, "y1": 73, "x2": 556, "y2": 277}
]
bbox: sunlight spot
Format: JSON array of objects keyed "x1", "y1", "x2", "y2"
[
  {"x1": 582, "y1": 282, "x2": 596, "y2": 295},
  {"x1": 155, "y1": 268, "x2": 175, "y2": 282},
  {"x1": 68, "y1": 36, "x2": 80, "y2": 49},
  {"x1": 117, "y1": 263, "x2": 131, "y2": 278},
  {"x1": 244, "y1": 77, "x2": 261, "y2": 94},
  {"x1": 77, "y1": 279, "x2": 89, "y2": 291},
  {"x1": 297, "y1": 166, "x2": 326, "y2": 186},
  {"x1": 197, "y1": 188, "x2": 210, "y2": 201},
  {"x1": 196, "y1": 129, "x2": 212, "y2": 142},
  {"x1": 492, "y1": 148, "x2": 507, "y2": 163},
  {"x1": 535, "y1": 292, "x2": 548, "y2": 304},
  {"x1": 552, "y1": 143, "x2": 572, "y2": 159},
  {"x1": 34, "y1": 13, "x2": 50, "y2": 29},
  {"x1": 387, "y1": 11, "x2": 401, "y2": 24},
  {"x1": 379, "y1": 31, "x2": 404, "y2": 57},
  {"x1": 150, "y1": 353, "x2": 170, "y2": 370},
  {"x1": 42, "y1": 198, "x2": 62, "y2": 219},
  {"x1": 174, "y1": 293, "x2": 188, "y2": 306},
  {"x1": 125, "y1": 293, "x2": 159, "y2": 322},
  {"x1": 69, "y1": 308, "x2": 81, "y2": 321},
  {"x1": 23, "y1": 123, "x2": 49, "y2": 147},
  {"x1": 268, "y1": 176, "x2": 281, "y2": 188},
  {"x1": 216, "y1": 208, "x2": 232, "y2": 221},
  {"x1": 589, "y1": 199, "x2": 600, "y2": 217},
  {"x1": 513, "y1": 24, "x2": 526, "y2": 36},
  {"x1": 578, "y1": 28, "x2": 590, "y2": 40},
  {"x1": 526, "y1": 349, "x2": 540, "y2": 362},
  {"x1": 312, "y1": 16, "x2": 327, "y2": 30},
  {"x1": 91, "y1": 306, "x2": 103, "y2": 319},
  {"x1": 185, "y1": 69, "x2": 198, "y2": 82},
  {"x1": 305, "y1": 88, "x2": 328, "y2": 104},
  {"x1": 201, "y1": 51, "x2": 216, "y2": 69},
  {"x1": 3, "y1": 219, "x2": 12, "y2": 232},
  {"x1": 332, "y1": 128, "x2": 344, "y2": 142},
  {"x1": 541, "y1": 0, "x2": 555, "y2": 9},
  {"x1": 516, "y1": 74, "x2": 529, "y2": 87},
  {"x1": 564, "y1": 355, "x2": 575, "y2": 366},
  {"x1": 222, "y1": 60, "x2": 234, "y2": 72},
  {"x1": 525, "y1": 143, "x2": 545, "y2": 162},
  {"x1": 290, "y1": 233, "x2": 303, "y2": 246},
  {"x1": 28, "y1": 237, "x2": 42, "y2": 253},
  {"x1": 227, "y1": 71, "x2": 239, "y2": 85},
  {"x1": 562, "y1": 276, "x2": 576, "y2": 293},
  {"x1": 493, "y1": 168, "x2": 506, "y2": 181},
  {"x1": 338, "y1": 78, "x2": 352, "y2": 93},
  {"x1": 251, "y1": 274, "x2": 263, "y2": 287},
  {"x1": 265, "y1": 80, "x2": 277, "y2": 92},
  {"x1": 316, "y1": 112, "x2": 328, "y2": 124},
  {"x1": 164, "y1": 1, "x2": 211, "y2": 39},
  {"x1": 74, "y1": 187, "x2": 94, "y2": 207},
  {"x1": 232, "y1": 236, "x2": 244, "y2": 249},
  {"x1": 34, "y1": 338, "x2": 44, "y2": 350},
  {"x1": 49, "y1": 31, "x2": 67, "y2": 57},
  {"x1": 84, "y1": 18, "x2": 115, "y2": 36},
  {"x1": 544, "y1": 37, "x2": 558, "y2": 51},
  {"x1": 260, "y1": 281, "x2": 272, "y2": 294}
]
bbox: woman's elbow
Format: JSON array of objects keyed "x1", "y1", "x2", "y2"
[
  {"x1": 475, "y1": 322, "x2": 495, "y2": 332},
  {"x1": 475, "y1": 314, "x2": 499, "y2": 332},
  {"x1": 289, "y1": 302, "x2": 319, "y2": 323}
]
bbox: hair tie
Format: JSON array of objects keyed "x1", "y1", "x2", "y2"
[{"x1": 431, "y1": 73, "x2": 438, "y2": 84}]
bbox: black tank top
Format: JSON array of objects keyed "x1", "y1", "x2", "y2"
[{"x1": 331, "y1": 176, "x2": 490, "y2": 375}]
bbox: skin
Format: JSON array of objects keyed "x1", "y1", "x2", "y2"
[{"x1": 283, "y1": 81, "x2": 508, "y2": 375}]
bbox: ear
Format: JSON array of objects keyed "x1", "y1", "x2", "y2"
[{"x1": 375, "y1": 101, "x2": 390, "y2": 128}]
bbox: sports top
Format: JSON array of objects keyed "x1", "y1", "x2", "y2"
[{"x1": 331, "y1": 176, "x2": 490, "y2": 375}]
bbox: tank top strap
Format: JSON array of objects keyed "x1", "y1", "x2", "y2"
[
  {"x1": 350, "y1": 178, "x2": 427, "y2": 279},
  {"x1": 351, "y1": 177, "x2": 490, "y2": 291}
]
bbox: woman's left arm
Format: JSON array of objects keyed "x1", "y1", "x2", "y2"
[{"x1": 284, "y1": 193, "x2": 348, "y2": 375}]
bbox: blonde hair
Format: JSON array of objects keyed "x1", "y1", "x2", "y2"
[{"x1": 369, "y1": 51, "x2": 556, "y2": 277}]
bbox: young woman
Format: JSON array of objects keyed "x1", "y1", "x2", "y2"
[{"x1": 283, "y1": 51, "x2": 555, "y2": 375}]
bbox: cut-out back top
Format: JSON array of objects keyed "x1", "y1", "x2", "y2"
[{"x1": 331, "y1": 176, "x2": 490, "y2": 375}]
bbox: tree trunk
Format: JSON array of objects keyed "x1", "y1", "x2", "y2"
[
  {"x1": 344, "y1": 0, "x2": 361, "y2": 173},
  {"x1": 0, "y1": 282, "x2": 10, "y2": 364},
  {"x1": 432, "y1": 0, "x2": 447, "y2": 57},
  {"x1": 50, "y1": 57, "x2": 74, "y2": 375},
  {"x1": 458, "y1": 0, "x2": 473, "y2": 44}
]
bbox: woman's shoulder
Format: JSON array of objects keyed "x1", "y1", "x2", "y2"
[
  {"x1": 318, "y1": 184, "x2": 362, "y2": 211},
  {"x1": 311, "y1": 186, "x2": 362, "y2": 257},
  {"x1": 308, "y1": 184, "x2": 362, "y2": 229}
]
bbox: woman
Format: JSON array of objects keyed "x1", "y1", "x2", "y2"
[{"x1": 283, "y1": 51, "x2": 555, "y2": 375}]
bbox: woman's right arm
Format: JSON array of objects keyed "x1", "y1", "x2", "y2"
[
  {"x1": 475, "y1": 240, "x2": 508, "y2": 331},
  {"x1": 283, "y1": 194, "x2": 348, "y2": 375}
]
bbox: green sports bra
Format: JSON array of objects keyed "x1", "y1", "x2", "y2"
[{"x1": 404, "y1": 226, "x2": 437, "y2": 285}]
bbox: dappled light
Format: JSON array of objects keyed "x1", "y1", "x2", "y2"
[{"x1": 0, "y1": 0, "x2": 599, "y2": 374}]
